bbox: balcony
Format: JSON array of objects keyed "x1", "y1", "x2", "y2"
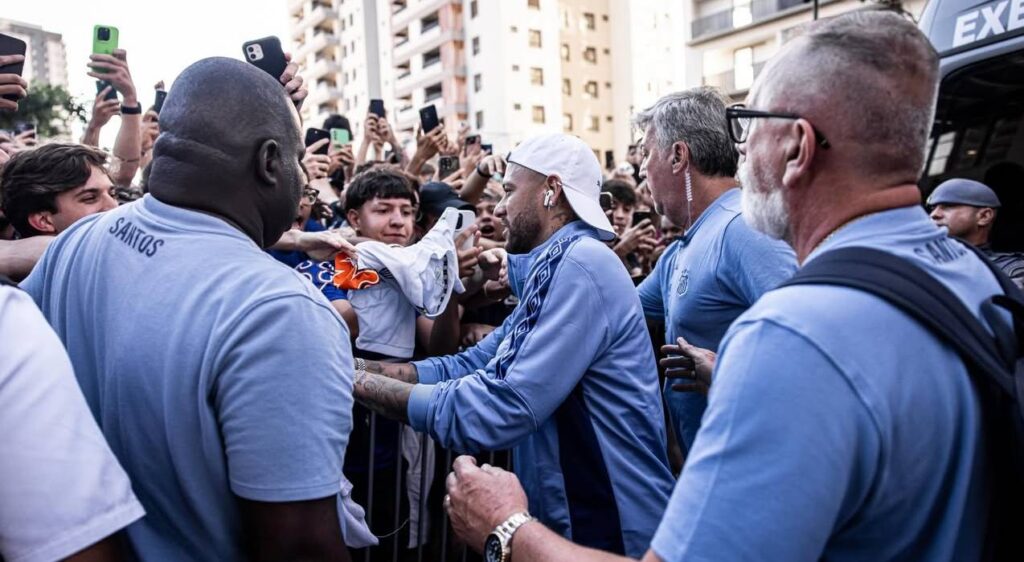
[
  {"x1": 299, "y1": 6, "x2": 338, "y2": 32},
  {"x1": 392, "y1": 23, "x2": 464, "y2": 66},
  {"x1": 296, "y1": 32, "x2": 340, "y2": 60},
  {"x1": 309, "y1": 59, "x2": 342, "y2": 80},
  {"x1": 391, "y1": 0, "x2": 452, "y2": 30},
  {"x1": 691, "y1": 0, "x2": 809, "y2": 41},
  {"x1": 394, "y1": 59, "x2": 446, "y2": 98},
  {"x1": 701, "y1": 61, "x2": 767, "y2": 95}
]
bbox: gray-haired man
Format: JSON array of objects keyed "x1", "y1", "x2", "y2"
[{"x1": 633, "y1": 86, "x2": 796, "y2": 453}]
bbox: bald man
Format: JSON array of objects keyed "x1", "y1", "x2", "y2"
[
  {"x1": 443, "y1": 11, "x2": 1002, "y2": 562},
  {"x1": 21, "y1": 58, "x2": 358, "y2": 560}
]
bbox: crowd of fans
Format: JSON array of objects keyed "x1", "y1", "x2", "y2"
[{"x1": 1, "y1": 8, "x2": 1023, "y2": 562}]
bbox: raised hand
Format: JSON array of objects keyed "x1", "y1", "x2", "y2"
[
  {"x1": 279, "y1": 52, "x2": 307, "y2": 109},
  {"x1": 0, "y1": 54, "x2": 28, "y2": 111},
  {"x1": 87, "y1": 49, "x2": 137, "y2": 105}
]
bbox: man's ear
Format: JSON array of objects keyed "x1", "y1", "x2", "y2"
[
  {"x1": 256, "y1": 139, "x2": 281, "y2": 186},
  {"x1": 977, "y1": 207, "x2": 996, "y2": 228},
  {"x1": 27, "y1": 211, "x2": 56, "y2": 235},
  {"x1": 781, "y1": 119, "x2": 817, "y2": 190},
  {"x1": 671, "y1": 142, "x2": 690, "y2": 175}
]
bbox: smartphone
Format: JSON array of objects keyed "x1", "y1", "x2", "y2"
[
  {"x1": 419, "y1": 104, "x2": 440, "y2": 134},
  {"x1": 600, "y1": 192, "x2": 612, "y2": 212},
  {"x1": 454, "y1": 209, "x2": 477, "y2": 251},
  {"x1": 92, "y1": 25, "x2": 119, "y2": 56},
  {"x1": 369, "y1": 99, "x2": 386, "y2": 118},
  {"x1": 439, "y1": 155, "x2": 460, "y2": 179},
  {"x1": 304, "y1": 127, "x2": 331, "y2": 155},
  {"x1": 330, "y1": 127, "x2": 351, "y2": 146},
  {"x1": 481, "y1": 143, "x2": 493, "y2": 154},
  {"x1": 13, "y1": 121, "x2": 35, "y2": 135},
  {"x1": 604, "y1": 150, "x2": 615, "y2": 170},
  {"x1": 465, "y1": 134, "x2": 480, "y2": 146},
  {"x1": 242, "y1": 36, "x2": 287, "y2": 81},
  {"x1": 0, "y1": 34, "x2": 27, "y2": 103},
  {"x1": 153, "y1": 90, "x2": 167, "y2": 114},
  {"x1": 96, "y1": 79, "x2": 119, "y2": 101},
  {"x1": 632, "y1": 210, "x2": 652, "y2": 227}
]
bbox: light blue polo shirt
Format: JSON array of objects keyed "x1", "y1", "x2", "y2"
[
  {"x1": 22, "y1": 195, "x2": 355, "y2": 560},
  {"x1": 637, "y1": 188, "x2": 796, "y2": 450},
  {"x1": 650, "y1": 206, "x2": 995, "y2": 561},
  {"x1": 409, "y1": 221, "x2": 674, "y2": 558}
]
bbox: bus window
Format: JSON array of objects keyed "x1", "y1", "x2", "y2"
[{"x1": 922, "y1": 51, "x2": 1024, "y2": 251}]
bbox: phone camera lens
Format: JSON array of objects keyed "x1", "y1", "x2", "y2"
[{"x1": 98, "y1": 27, "x2": 111, "y2": 41}]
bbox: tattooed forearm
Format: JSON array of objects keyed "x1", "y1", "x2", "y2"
[
  {"x1": 353, "y1": 371, "x2": 413, "y2": 423},
  {"x1": 364, "y1": 360, "x2": 419, "y2": 384}
]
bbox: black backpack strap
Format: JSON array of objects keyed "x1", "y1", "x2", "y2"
[{"x1": 779, "y1": 246, "x2": 1016, "y2": 396}]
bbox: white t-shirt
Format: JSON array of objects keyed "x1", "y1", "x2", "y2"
[{"x1": 0, "y1": 285, "x2": 144, "y2": 562}]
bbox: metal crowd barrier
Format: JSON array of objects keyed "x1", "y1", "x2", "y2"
[{"x1": 350, "y1": 411, "x2": 513, "y2": 562}]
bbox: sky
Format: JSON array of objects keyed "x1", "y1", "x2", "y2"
[{"x1": 5, "y1": 0, "x2": 294, "y2": 145}]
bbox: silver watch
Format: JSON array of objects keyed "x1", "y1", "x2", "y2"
[{"x1": 484, "y1": 511, "x2": 535, "y2": 562}]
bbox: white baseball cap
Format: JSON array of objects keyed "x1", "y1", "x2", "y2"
[{"x1": 507, "y1": 133, "x2": 616, "y2": 241}]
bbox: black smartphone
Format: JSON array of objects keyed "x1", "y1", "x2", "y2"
[
  {"x1": 439, "y1": 155, "x2": 460, "y2": 178},
  {"x1": 632, "y1": 210, "x2": 652, "y2": 227},
  {"x1": 369, "y1": 99, "x2": 386, "y2": 118},
  {"x1": 481, "y1": 143, "x2": 493, "y2": 154},
  {"x1": 604, "y1": 150, "x2": 615, "y2": 170},
  {"x1": 465, "y1": 134, "x2": 480, "y2": 146},
  {"x1": 153, "y1": 90, "x2": 167, "y2": 114},
  {"x1": 305, "y1": 127, "x2": 331, "y2": 155},
  {"x1": 242, "y1": 37, "x2": 288, "y2": 82},
  {"x1": 419, "y1": 104, "x2": 440, "y2": 133},
  {"x1": 600, "y1": 192, "x2": 612, "y2": 212},
  {"x1": 0, "y1": 34, "x2": 27, "y2": 103},
  {"x1": 96, "y1": 79, "x2": 119, "y2": 101}
]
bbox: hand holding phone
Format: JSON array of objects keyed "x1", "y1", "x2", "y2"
[
  {"x1": 419, "y1": 105, "x2": 440, "y2": 134},
  {"x1": 305, "y1": 128, "x2": 331, "y2": 155},
  {"x1": 153, "y1": 89, "x2": 167, "y2": 114},
  {"x1": 0, "y1": 33, "x2": 28, "y2": 108},
  {"x1": 632, "y1": 210, "x2": 652, "y2": 228}
]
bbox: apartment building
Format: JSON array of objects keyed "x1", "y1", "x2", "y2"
[
  {"x1": 683, "y1": 0, "x2": 928, "y2": 101},
  {"x1": 289, "y1": 0, "x2": 394, "y2": 135},
  {"x1": 0, "y1": 18, "x2": 68, "y2": 88}
]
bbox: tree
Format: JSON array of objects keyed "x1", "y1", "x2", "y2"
[{"x1": 0, "y1": 83, "x2": 87, "y2": 138}]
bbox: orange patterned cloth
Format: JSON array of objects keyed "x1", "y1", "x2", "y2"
[{"x1": 332, "y1": 255, "x2": 381, "y2": 290}]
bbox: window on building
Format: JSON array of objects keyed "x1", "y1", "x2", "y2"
[
  {"x1": 474, "y1": 73, "x2": 482, "y2": 92},
  {"x1": 532, "y1": 105, "x2": 546, "y2": 124},
  {"x1": 421, "y1": 12, "x2": 440, "y2": 33},
  {"x1": 425, "y1": 83, "x2": 443, "y2": 101},
  {"x1": 560, "y1": 43, "x2": 570, "y2": 61},
  {"x1": 423, "y1": 47, "x2": 441, "y2": 67},
  {"x1": 514, "y1": 103, "x2": 522, "y2": 110},
  {"x1": 584, "y1": 81, "x2": 598, "y2": 98},
  {"x1": 529, "y1": 29, "x2": 542, "y2": 48},
  {"x1": 563, "y1": 113, "x2": 573, "y2": 131},
  {"x1": 476, "y1": 110, "x2": 484, "y2": 129},
  {"x1": 583, "y1": 47, "x2": 597, "y2": 63},
  {"x1": 471, "y1": 0, "x2": 478, "y2": 18},
  {"x1": 512, "y1": 64, "x2": 520, "y2": 71},
  {"x1": 588, "y1": 116, "x2": 600, "y2": 132},
  {"x1": 603, "y1": 47, "x2": 610, "y2": 55},
  {"x1": 562, "y1": 78, "x2": 571, "y2": 96},
  {"x1": 606, "y1": 115, "x2": 613, "y2": 122},
  {"x1": 583, "y1": 12, "x2": 596, "y2": 30},
  {"x1": 530, "y1": 67, "x2": 544, "y2": 86},
  {"x1": 511, "y1": 25, "x2": 518, "y2": 32},
  {"x1": 472, "y1": 36, "x2": 480, "y2": 55},
  {"x1": 528, "y1": 0, "x2": 540, "y2": 8}
]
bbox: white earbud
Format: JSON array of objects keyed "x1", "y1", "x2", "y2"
[{"x1": 543, "y1": 190, "x2": 554, "y2": 208}]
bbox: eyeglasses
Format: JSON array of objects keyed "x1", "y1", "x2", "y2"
[
  {"x1": 302, "y1": 186, "x2": 319, "y2": 203},
  {"x1": 726, "y1": 104, "x2": 830, "y2": 149}
]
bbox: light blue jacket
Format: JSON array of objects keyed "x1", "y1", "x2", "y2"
[{"x1": 410, "y1": 221, "x2": 673, "y2": 557}]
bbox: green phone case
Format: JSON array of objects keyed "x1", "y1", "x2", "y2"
[
  {"x1": 330, "y1": 128, "x2": 351, "y2": 145},
  {"x1": 92, "y1": 25, "x2": 119, "y2": 56}
]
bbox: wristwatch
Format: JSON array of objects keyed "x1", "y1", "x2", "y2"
[
  {"x1": 484, "y1": 511, "x2": 535, "y2": 562},
  {"x1": 120, "y1": 103, "x2": 143, "y2": 115}
]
